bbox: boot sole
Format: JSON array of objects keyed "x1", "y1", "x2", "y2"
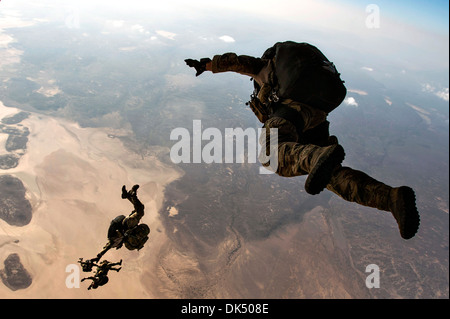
[
  {"x1": 305, "y1": 144, "x2": 345, "y2": 195},
  {"x1": 392, "y1": 186, "x2": 420, "y2": 239}
]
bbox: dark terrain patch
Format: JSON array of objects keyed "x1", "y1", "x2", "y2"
[
  {"x1": 0, "y1": 253, "x2": 32, "y2": 291},
  {"x1": 0, "y1": 175, "x2": 32, "y2": 226}
]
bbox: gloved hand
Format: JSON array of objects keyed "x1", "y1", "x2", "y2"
[{"x1": 185, "y1": 58, "x2": 211, "y2": 76}]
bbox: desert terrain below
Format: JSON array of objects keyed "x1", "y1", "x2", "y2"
[{"x1": 0, "y1": 102, "x2": 182, "y2": 298}]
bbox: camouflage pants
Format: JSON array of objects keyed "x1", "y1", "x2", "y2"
[
  {"x1": 326, "y1": 166, "x2": 392, "y2": 212},
  {"x1": 123, "y1": 195, "x2": 145, "y2": 229},
  {"x1": 259, "y1": 116, "x2": 331, "y2": 177},
  {"x1": 260, "y1": 116, "x2": 392, "y2": 212}
]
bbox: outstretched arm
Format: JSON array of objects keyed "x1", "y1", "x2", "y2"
[
  {"x1": 186, "y1": 53, "x2": 266, "y2": 78},
  {"x1": 210, "y1": 53, "x2": 266, "y2": 77},
  {"x1": 96, "y1": 240, "x2": 114, "y2": 261}
]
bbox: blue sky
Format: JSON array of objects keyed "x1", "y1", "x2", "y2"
[
  {"x1": 3, "y1": 0, "x2": 447, "y2": 34},
  {"x1": 2, "y1": 0, "x2": 448, "y2": 74},
  {"x1": 342, "y1": 0, "x2": 449, "y2": 34}
]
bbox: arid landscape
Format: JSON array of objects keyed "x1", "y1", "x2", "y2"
[
  {"x1": 0, "y1": 102, "x2": 183, "y2": 298},
  {"x1": 0, "y1": 0, "x2": 448, "y2": 299}
]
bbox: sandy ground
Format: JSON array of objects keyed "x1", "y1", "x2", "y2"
[{"x1": 0, "y1": 102, "x2": 182, "y2": 298}]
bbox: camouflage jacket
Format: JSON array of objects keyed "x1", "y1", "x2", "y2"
[
  {"x1": 211, "y1": 53, "x2": 327, "y2": 132},
  {"x1": 211, "y1": 53, "x2": 270, "y2": 87}
]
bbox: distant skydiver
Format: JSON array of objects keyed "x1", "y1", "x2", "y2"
[
  {"x1": 81, "y1": 259, "x2": 122, "y2": 290},
  {"x1": 185, "y1": 41, "x2": 420, "y2": 239},
  {"x1": 86, "y1": 184, "x2": 150, "y2": 264},
  {"x1": 78, "y1": 257, "x2": 96, "y2": 272}
]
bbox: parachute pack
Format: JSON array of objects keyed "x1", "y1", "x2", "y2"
[{"x1": 260, "y1": 41, "x2": 347, "y2": 114}]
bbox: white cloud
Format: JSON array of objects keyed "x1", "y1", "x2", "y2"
[
  {"x1": 119, "y1": 46, "x2": 138, "y2": 52},
  {"x1": 219, "y1": 35, "x2": 235, "y2": 43},
  {"x1": 406, "y1": 102, "x2": 430, "y2": 115},
  {"x1": 422, "y1": 84, "x2": 449, "y2": 102},
  {"x1": 348, "y1": 89, "x2": 368, "y2": 96},
  {"x1": 106, "y1": 20, "x2": 125, "y2": 28},
  {"x1": 435, "y1": 88, "x2": 449, "y2": 102},
  {"x1": 131, "y1": 24, "x2": 146, "y2": 33},
  {"x1": 422, "y1": 83, "x2": 435, "y2": 93},
  {"x1": 156, "y1": 30, "x2": 176, "y2": 40},
  {"x1": 344, "y1": 97, "x2": 358, "y2": 107},
  {"x1": 361, "y1": 66, "x2": 374, "y2": 72}
]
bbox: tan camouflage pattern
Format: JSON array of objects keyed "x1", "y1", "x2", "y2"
[
  {"x1": 213, "y1": 52, "x2": 396, "y2": 213},
  {"x1": 211, "y1": 53, "x2": 266, "y2": 78},
  {"x1": 327, "y1": 166, "x2": 392, "y2": 212},
  {"x1": 123, "y1": 195, "x2": 145, "y2": 229},
  {"x1": 260, "y1": 116, "x2": 335, "y2": 177},
  {"x1": 260, "y1": 116, "x2": 394, "y2": 212},
  {"x1": 280, "y1": 100, "x2": 327, "y2": 132}
]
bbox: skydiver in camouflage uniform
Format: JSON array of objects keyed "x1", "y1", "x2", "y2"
[
  {"x1": 185, "y1": 44, "x2": 420, "y2": 240},
  {"x1": 78, "y1": 257, "x2": 96, "y2": 272},
  {"x1": 81, "y1": 259, "x2": 122, "y2": 290},
  {"x1": 94, "y1": 184, "x2": 150, "y2": 261}
]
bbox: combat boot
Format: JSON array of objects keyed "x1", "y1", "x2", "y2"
[
  {"x1": 121, "y1": 185, "x2": 129, "y2": 199},
  {"x1": 130, "y1": 184, "x2": 140, "y2": 197},
  {"x1": 388, "y1": 186, "x2": 420, "y2": 240},
  {"x1": 327, "y1": 167, "x2": 420, "y2": 239},
  {"x1": 303, "y1": 144, "x2": 345, "y2": 195},
  {"x1": 121, "y1": 184, "x2": 140, "y2": 199}
]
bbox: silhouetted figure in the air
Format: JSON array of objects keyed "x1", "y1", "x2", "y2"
[
  {"x1": 185, "y1": 41, "x2": 420, "y2": 239},
  {"x1": 95, "y1": 185, "x2": 150, "y2": 261},
  {"x1": 77, "y1": 185, "x2": 150, "y2": 291},
  {"x1": 81, "y1": 259, "x2": 122, "y2": 290},
  {"x1": 78, "y1": 258, "x2": 97, "y2": 272}
]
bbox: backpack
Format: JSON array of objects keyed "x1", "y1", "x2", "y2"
[
  {"x1": 260, "y1": 41, "x2": 346, "y2": 114},
  {"x1": 124, "y1": 223, "x2": 150, "y2": 251}
]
